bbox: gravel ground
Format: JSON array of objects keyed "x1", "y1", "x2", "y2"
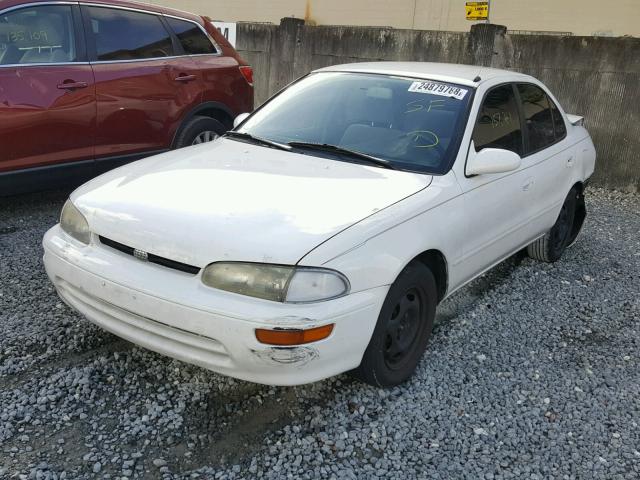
[{"x1": 0, "y1": 187, "x2": 639, "y2": 480}]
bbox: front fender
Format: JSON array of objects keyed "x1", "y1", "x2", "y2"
[{"x1": 298, "y1": 172, "x2": 465, "y2": 294}]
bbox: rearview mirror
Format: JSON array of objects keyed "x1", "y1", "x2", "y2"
[
  {"x1": 233, "y1": 112, "x2": 250, "y2": 129},
  {"x1": 466, "y1": 143, "x2": 522, "y2": 176}
]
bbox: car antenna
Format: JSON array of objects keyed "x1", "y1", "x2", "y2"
[{"x1": 473, "y1": 74, "x2": 482, "y2": 82}]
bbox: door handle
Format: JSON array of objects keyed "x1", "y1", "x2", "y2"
[
  {"x1": 567, "y1": 156, "x2": 575, "y2": 167},
  {"x1": 522, "y1": 178, "x2": 534, "y2": 191},
  {"x1": 57, "y1": 81, "x2": 88, "y2": 90},
  {"x1": 174, "y1": 74, "x2": 197, "y2": 82}
]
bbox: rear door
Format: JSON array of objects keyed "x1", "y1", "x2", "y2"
[
  {"x1": 515, "y1": 82, "x2": 572, "y2": 237},
  {"x1": 165, "y1": 16, "x2": 252, "y2": 116},
  {"x1": 81, "y1": 5, "x2": 202, "y2": 164},
  {"x1": 0, "y1": 3, "x2": 95, "y2": 174}
]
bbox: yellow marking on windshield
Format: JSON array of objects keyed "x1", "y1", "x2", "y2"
[
  {"x1": 404, "y1": 99, "x2": 446, "y2": 114},
  {"x1": 408, "y1": 130, "x2": 439, "y2": 148}
]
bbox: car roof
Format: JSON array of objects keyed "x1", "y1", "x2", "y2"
[
  {"x1": 313, "y1": 62, "x2": 532, "y2": 87},
  {"x1": 87, "y1": 0, "x2": 203, "y2": 21},
  {"x1": 1, "y1": 0, "x2": 203, "y2": 24}
]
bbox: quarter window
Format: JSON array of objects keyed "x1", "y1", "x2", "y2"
[
  {"x1": 472, "y1": 84, "x2": 523, "y2": 155},
  {"x1": 517, "y1": 83, "x2": 556, "y2": 153},
  {"x1": 0, "y1": 5, "x2": 77, "y2": 65},
  {"x1": 549, "y1": 95, "x2": 567, "y2": 139},
  {"x1": 166, "y1": 17, "x2": 216, "y2": 55},
  {"x1": 86, "y1": 7, "x2": 174, "y2": 61}
]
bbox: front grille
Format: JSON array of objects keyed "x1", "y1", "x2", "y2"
[{"x1": 99, "y1": 236, "x2": 200, "y2": 275}]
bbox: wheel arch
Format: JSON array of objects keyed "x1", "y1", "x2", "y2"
[
  {"x1": 568, "y1": 181, "x2": 587, "y2": 246},
  {"x1": 411, "y1": 249, "x2": 448, "y2": 303},
  {"x1": 171, "y1": 101, "x2": 235, "y2": 148},
  {"x1": 572, "y1": 180, "x2": 585, "y2": 194}
]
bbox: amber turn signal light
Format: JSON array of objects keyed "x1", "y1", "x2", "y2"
[{"x1": 255, "y1": 324, "x2": 334, "y2": 346}]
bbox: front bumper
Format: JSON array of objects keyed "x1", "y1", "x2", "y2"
[{"x1": 43, "y1": 225, "x2": 387, "y2": 385}]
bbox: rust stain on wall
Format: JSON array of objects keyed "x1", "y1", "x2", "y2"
[{"x1": 304, "y1": 0, "x2": 316, "y2": 26}]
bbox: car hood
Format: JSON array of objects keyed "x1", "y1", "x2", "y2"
[{"x1": 72, "y1": 139, "x2": 432, "y2": 267}]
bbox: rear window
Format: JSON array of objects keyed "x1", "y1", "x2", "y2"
[
  {"x1": 0, "y1": 5, "x2": 77, "y2": 65},
  {"x1": 549, "y1": 95, "x2": 567, "y2": 139},
  {"x1": 517, "y1": 83, "x2": 557, "y2": 153},
  {"x1": 86, "y1": 6, "x2": 174, "y2": 61},
  {"x1": 166, "y1": 17, "x2": 216, "y2": 55}
]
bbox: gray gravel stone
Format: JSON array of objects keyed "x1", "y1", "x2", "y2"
[{"x1": 0, "y1": 187, "x2": 639, "y2": 480}]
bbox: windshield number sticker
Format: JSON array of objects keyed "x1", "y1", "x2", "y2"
[{"x1": 408, "y1": 81, "x2": 468, "y2": 100}]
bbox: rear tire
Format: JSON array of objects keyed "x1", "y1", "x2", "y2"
[
  {"x1": 527, "y1": 187, "x2": 577, "y2": 263},
  {"x1": 174, "y1": 116, "x2": 226, "y2": 149},
  {"x1": 351, "y1": 262, "x2": 437, "y2": 387}
]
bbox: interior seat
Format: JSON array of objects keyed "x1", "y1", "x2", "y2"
[
  {"x1": 19, "y1": 48, "x2": 54, "y2": 64},
  {"x1": 0, "y1": 44, "x2": 23, "y2": 65}
]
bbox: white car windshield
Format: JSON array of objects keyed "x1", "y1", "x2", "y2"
[{"x1": 237, "y1": 72, "x2": 473, "y2": 173}]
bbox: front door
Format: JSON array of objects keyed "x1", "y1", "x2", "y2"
[
  {"x1": 0, "y1": 4, "x2": 95, "y2": 173},
  {"x1": 454, "y1": 83, "x2": 530, "y2": 282},
  {"x1": 81, "y1": 5, "x2": 202, "y2": 162}
]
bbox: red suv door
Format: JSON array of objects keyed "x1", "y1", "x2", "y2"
[
  {"x1": 0, "y1": 4, "x2": 95, "y2": 176},
  {"x1": 81, "y1": 5, "x2": 203, "y2": 165},
  {"x1": 165, "y1": 16, "x2": 253, "y2": 122}
]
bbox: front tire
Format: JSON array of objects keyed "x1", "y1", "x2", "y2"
[
  {"x1": 527, "y1": 187, "x2": 578, "y2": 263},
  {"x1": 351, "y1": 262, "x2": 437, "y2": 387}
]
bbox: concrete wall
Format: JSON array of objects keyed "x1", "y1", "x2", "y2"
[
  {"x1": 148, "y1": 0, "x2": 639, "y2": 37},
  {"x1": 236, "y1": 20, "x2": 639, "y2": 191}
]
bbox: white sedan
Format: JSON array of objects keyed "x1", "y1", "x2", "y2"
[{"x1": 43, "y1": 62, "x2": 596, "y2": 387}]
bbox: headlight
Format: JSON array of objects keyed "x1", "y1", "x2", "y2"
[
  {"x1": 60, "y1": 200, "x2": 91, "y2": 245},
  {"x1": 201, "y1": 262, "x2": 349, "y2": 303}
]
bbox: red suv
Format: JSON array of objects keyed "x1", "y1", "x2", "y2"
[{"x1": 0, "y1": 0, "x2": 253, "y2": 195}]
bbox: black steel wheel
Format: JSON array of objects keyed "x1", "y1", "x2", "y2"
[
  {"x1": 384, "y1": 287, "x2": 425, "y2": 370},
  {"x1": 351, "y1": 262, "x2": 437, "y2": 387}
]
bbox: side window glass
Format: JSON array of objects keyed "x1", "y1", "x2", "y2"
[
  {"x1": 549, "y1": 96, "x2": 567, "y2": 139},
  {"x1": 166, "y1": 17, "x2": 216, "y2": 55},
  {"x1": 0, "y1": 5, "x2": 77, "y2": 65},
  {"x1": 86, "y1": 7, "x2": 174, "y2": 61},
  {"x1": 472, "y1": 84, "x2": 523, "y2": 155},
  {"x1": 517, "y1": 83, "x2": 556, "y2": 152}
]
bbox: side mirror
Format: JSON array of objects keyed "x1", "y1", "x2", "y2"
[
  {"x1": 466, "y1": 142, "x2": 522, "y2": 176},
  {"x1": 233, "y1": 112, "x2": 250, "y2": 129}
]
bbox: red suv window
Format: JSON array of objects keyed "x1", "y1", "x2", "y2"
[
  {"x1": 0, "y1": 5, "x2": 78, "y2": 65},
  {"x1": 166, "y1": 17, "x2": 217, "y2": 55},
  {"x1": 86, "y1": 6, "x2": 175, "y2": 61}
]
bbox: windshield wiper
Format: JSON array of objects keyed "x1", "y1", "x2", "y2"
[
  {"x1": 287, "y1": 142, "x2": 396, "y2": 170},
  {"x1": 224, "y1": 131, "x2": 291, "y2": 152}
]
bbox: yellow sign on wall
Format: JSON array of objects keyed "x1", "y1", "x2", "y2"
[{"x1": 466, "y1": 2, "x2": 489, "y2": 20}]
